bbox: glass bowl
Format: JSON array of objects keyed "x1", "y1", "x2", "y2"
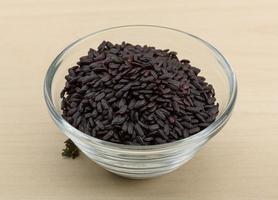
[{"x1": 44, "y1": 25, "x2": 237, "y2": 179}]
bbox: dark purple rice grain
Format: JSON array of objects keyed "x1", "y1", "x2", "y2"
[
  {"x1": 84, "y1": 113, "x2": 93, "y2": 118},
  {"x1": 113, "y1": 132, "x2": 120, "y2": 140},
  {"x1": 149, "y1": 124, "x2": 159, "y2": 131},
  {"x1": 198, "y1": 123, "x2": 210, "y2": 128},
  {"x1": 107, "y1": 97, "x2": 117, "y2": 103},
  {"x1": 117, "y1": 98, "x2": 125, "y2": 107},
  {"x1": 144, "y1": 137, "x2": 154, "y2": 142},
  {"x1": 189, "y1": 127, "x2": 201, "y2": 135},
  {"x1": 207, "y1": 97, "x2": 216, "y2": 105},
  {"x1": 131, "y1": 131, "x2": 137, "y2": 141},
  {"x1": 136, "y1": 136, "x2": 145, "y2": 145},
  {"x1": 95, "y1": 120, "x2": 105, "y2": 130},
  {"x1": 113, "y1": 84, "x2": 125, "y2": 90},
  {"x1": 121, "y1": 121, "x2": 128, "y2": 132},
  {"x1": 155, "y1": 118, "x2": 165, "y2": 127},
  {"x1": 148, "y1": 106, "x2": 157, "y2": 113},
  {"x1": 164, "y1": 125, "x2": 170, "y2": 135},
  {"x1": 96, "y1": 102, "x2": 102, "y2": 113},
  {"x1": 134, "y1": 100, "x2": 146, "y2": 109},
  {"x1": 185, "y1": 106, "x2": 202, "y2": 113},
  {"x1": 146, "y1": 102, "x2": 156, "y2": 108},
  {"x1": 175, "y1": 121, "x2": 184, "y2": 130},
  {"x1": 207, "y1": 105, "x2": 219, "y2": 115},
  {"x1": 127, "y1": 122, "x2": 134, "y2": 135},
  {"x1": 195, "y1": 113, "x2": 206, "y2": 122},
  {"x1": 89, "y1": 118, "x2": 94, "y2": 127},
  {"x1": 155, "y1": 137, "x2": 166, "y2": 144},
  {"x1": 91, "y1": 110, "x2": 98, "y2": 118},
  {"x1": 111, "y1": 116, "x2": 126, "y2": 125},
  {"x1": 155, "y1": 110, "x2": 166, "y2": 120},
  {"x1": 174, "y1": 127, "x2": 183, "y2": 137},
  {"x1": 60, "y1": 41, "x2": 218, "y2": 145},
  {"x1": 134, "y1": 112, "x2": 139, "y2": 121},
  {"x1": 206, "y1": 115, "x2": 217, "y2": 123},
  {"x1": 73, "y1": 116, "x2": 82, "y2": 127},
  {"x1": 101, "y1": 99, "x2": 109, "y2": 110},
  {"x1": 191, "y1": 119, "x2": 199, "y2": 124},
  {"x1": 183, "y1": 129, "x2": 189, "y2": 138},
  {"x1": 173, "y1": 101, "x2": 181, "y2": 113},
  {"x1": 102, "y1": 130, "x2": 114, "y2": 140},
  {"x1": 117, "y1": 105, "x2": 128, "y2": 114},
  {"x1": 67, "y1": 108, "x2": 77, "y2": 116},
  {"x1": 138, "y1": 120, "x2": 149, "y2": 129},
  {"x1": 134, "y1": 124, "x2": 144, "y2": 137}
]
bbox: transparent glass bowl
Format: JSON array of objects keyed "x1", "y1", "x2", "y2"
[{"x1": 44, "y1": 25, "x2": 237, "y2": 179}]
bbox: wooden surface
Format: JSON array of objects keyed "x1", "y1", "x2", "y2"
[{"x1": 0, "y1": 0, "x2": 278, "y2": 199}]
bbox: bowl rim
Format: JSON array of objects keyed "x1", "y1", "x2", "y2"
[{"x1": 44, "y1": 24, "x2": 237, "y2": 151}]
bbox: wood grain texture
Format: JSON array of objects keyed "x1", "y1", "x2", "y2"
[{"x1": 0, "y1": 0, "x2": 277, "y2": 199}]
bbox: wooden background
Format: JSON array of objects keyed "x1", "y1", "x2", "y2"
[{"x1": 0, "y1": 0, "x2": 277, "y2": 199}]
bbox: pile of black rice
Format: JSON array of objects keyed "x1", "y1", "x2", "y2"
[{"x1": 60, "y1": 41, "x2": 219, "y2": 145}]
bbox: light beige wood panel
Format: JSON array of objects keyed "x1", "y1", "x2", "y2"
[{"x1": 0, "y1": 0, "x2": 277, "y2": 199}]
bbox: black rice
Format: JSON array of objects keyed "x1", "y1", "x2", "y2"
[{"x1": 60, "y1": 41, "x2": 219, "y2": 145}]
